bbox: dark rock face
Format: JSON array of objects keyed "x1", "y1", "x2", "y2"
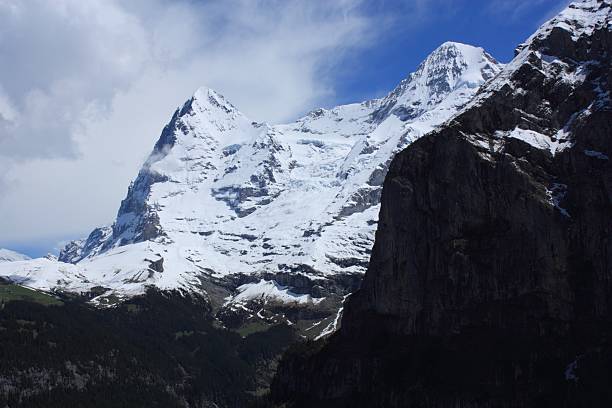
[
  {"x1": 271, "y1": 1, "x2": 612, "y2": 406},
  {"x1": 110, "y1": 169, "x2": 167, "y2": 246}
]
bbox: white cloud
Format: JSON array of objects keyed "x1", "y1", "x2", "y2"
[
  {"x1": 0, "y1": 0, "x2": 150, "y2": 159},
  {"x1": 0, "y1": 0, "x2": 382, "y2": 247}
]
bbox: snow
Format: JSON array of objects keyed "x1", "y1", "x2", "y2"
[
  {"x1": 496, "y1": 127, "x2": 572, "y2": 155},
  {"x1": 1, "y1": 43, "x2": 502, "y2": 302},
  {"x1": 0, "y1": 249, "x2": 31, "y2": 263},
  {"x1": 304, "y1": 320, "x2": 323, "y2": 332},
  {"x1": 315, "y1": 294, "x2": 350, "y2": 340},
  {"x1": 0, "y1": 258, "x2": 82, "y2": 291},
  {"x1": 225, "y1": 279, "x2": 320, "y2": 306}
]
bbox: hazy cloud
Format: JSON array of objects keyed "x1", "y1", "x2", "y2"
[{"x1": 0, "y1": 0, "x2": 150, "y2": 159}]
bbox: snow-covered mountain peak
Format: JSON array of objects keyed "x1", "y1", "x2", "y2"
[
  {"x1": 146, "y1": 87, "x2": 256, "y2": 169},
  {"x1": 423, "y1": 41, "x2": 500, "y2": 87},
  {"x1": 372, "y1": 42, "x2": 502, "y2": 124},
  {"x1": 408, "y1": 41, "x2": 499, "y2": 95},
  {"x1": 174, "y1": 87, "x2": 254, "y2": 141},
  {"x1": 192, "y1": 86, "x2": 238, "y2": 113}
]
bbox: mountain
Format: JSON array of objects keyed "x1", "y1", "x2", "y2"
[
  {"x1": 0, "y1": 249, "x2": 30, "y2": 263},
  {"x1": 0, "y1": 42, "x2": 501, "y2": 334},
  {"x1": 271, "y1": 0, "x2": 612, "y2": 406}
]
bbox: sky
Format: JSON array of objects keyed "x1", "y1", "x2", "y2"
[{"x1": 0, "y1": 0, "x2": 570, "y2": 257}]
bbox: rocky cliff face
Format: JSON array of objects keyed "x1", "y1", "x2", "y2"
[{"x1": 272, "y1": 1, "x2": 612, "y2": 406}]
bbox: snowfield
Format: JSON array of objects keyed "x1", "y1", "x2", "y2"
[{"x1": 0, "y1": 249, "x2": 31, "y2": 263}]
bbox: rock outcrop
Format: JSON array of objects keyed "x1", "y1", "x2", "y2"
[{"x1": 271, "y1": 1, "x2": 612, "y2": 406}]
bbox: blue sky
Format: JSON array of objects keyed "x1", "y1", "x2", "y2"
[
  {"x1": 333, "y1": 0, "x2": 570, "y2": 105},
  {"x1": 0, "y1": 0, "x2": 570, "y2": 257}
]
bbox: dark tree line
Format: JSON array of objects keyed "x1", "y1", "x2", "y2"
[{"x1": 0, "y1": 289, "x2": 296, "y2": 407}]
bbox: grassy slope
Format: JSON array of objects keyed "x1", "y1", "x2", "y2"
[{"x1": 0, "y1": 282, "x2": 63, "y2": 306}]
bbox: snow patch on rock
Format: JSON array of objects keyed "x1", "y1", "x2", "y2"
[{"x1": 225, "y1": 279, "x2": 322, "y2": 306}]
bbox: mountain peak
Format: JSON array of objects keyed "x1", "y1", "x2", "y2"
[
  {"x1": 192, "y1": 86, "x2": 239, "y2": 115},
  {"x1": 416, "y1": 41, "x2": 500, "y2": 87},
  {"x1": 371, "y1": 42, "x2": 502, "y2": 123},
  {"x1": 434, "y1": 41, "x2": 482, "y2": 53}
]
